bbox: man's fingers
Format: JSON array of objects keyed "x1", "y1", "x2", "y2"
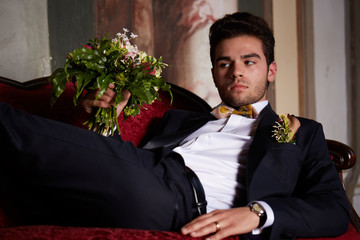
[
  {"x1": 181, "y1": 208, "x2": 259, "y2": 240},
  {"x1": 182, "y1": 219, "x2": 226, "y2": 239},
  {"x1": 81, "y1": 86, "x2": 117, "y2": 113},
  {"x1": 97, "y1": 88, "x2": 116, "y2": 104},
  {"x1": 92, "y1": 100, "x2": 112, "y2": 109},
  {"x1": 181, "y1": 211, "x2": 223, "y2": 236},
  {"x1": 108, "y1": 82, "x2": 115, "y2": 89},
  {"x1": 81, "y1": 84, "x2": 131, "y2": 117},
  {"x1": 82, "y1": 99, "x2": 110, "y2": 113},
  {"x1": 122, "y1": 89, "x2": 131, "y2": 101},
  {"x1": 116, "y1": 90, "x2": 131, "y2": 117}
]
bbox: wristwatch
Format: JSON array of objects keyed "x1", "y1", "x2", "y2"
[{"x1": 248, "y1": 202, "x2": 267, "y2": 228}]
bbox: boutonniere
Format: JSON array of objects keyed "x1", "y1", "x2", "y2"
[{"x1": 272, "y1": 114, "x2": 301, "y2": 144}]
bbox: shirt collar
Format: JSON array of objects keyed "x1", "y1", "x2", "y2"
[{"x1": 251, "y1": 100, "x2": 268, "y2": 116}]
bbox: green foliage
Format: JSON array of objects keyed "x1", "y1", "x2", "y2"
[{"x1": 49, "y1": 32, "x2": 171, "y2": 136}]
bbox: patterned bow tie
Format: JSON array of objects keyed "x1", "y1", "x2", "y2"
[{"x1": 211, "y1": 103, "x2": 257, "y2": 119}]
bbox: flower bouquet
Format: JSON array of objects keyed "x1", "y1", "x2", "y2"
[{"x1": 49, "y1": 29, "x2": 171, "y2": 136}]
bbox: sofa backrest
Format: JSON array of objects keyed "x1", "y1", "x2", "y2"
[{"x1": 0, "y1": 76, "x2": 212, "y2": 146}]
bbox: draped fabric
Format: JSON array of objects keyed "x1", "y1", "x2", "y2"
[{"x1": 94, "y1": 0, "x2": 238, "y2": 107}]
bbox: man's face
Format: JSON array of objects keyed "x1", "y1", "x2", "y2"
[{"x1": 212, "y1": 35, "x2": 277, "y2": 107}]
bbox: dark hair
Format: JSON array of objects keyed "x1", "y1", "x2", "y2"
[{"x1": 209, "y1": 12, "x2": 275, "y2": 66}]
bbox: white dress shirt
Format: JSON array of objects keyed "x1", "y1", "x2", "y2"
[{"x1": 173, "y1": 100, "x2": 274, "y2": 232}]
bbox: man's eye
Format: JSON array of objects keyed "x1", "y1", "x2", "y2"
[
  {"x1": 219, "y1": 63, "x2": 230, "y2": 68},
  {"x1": 245, "y1": 61, "x2": 255, "y2": 65}
]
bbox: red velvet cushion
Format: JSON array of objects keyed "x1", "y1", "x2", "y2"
[
  {"x1": 0, "y1": 83, "x2": 86, "y2": 128},
  {"x1": 0, "y1": 209, "x2": 10, "y2": 228},
  {"x1": 0, "y1": 225, "x2": 242, "y2": 240},
  {"x1": 0, "y1": 224, "x2": 358, "y2": 240},
  {"x1": 0, "y1": 82, "x2": 173, "y2": 146}
]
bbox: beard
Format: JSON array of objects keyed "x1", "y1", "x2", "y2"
[{"x1": 219, "y1": 80, "x2": 268, "y2": 108}]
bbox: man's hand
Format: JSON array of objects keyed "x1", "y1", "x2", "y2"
[
  {"x1": 181, "y1": 207, "x2": 259, "y2": 240},
  {"x1": 81, "y1": 83, "x2": 131, "y2": 118}
]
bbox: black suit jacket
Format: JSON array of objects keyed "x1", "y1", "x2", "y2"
[{"x1": 141, "y1": 104, "x2": 350, "y2": 240}]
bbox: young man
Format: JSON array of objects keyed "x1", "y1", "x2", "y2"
[{"x1": 0, "y1": 12, "x2": 349, "y2": 240}]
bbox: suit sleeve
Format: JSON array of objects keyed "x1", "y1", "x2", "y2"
[{"x1": 264, "y1": 121, "x2": 350, "y2": 239}]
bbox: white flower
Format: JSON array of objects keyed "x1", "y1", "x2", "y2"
[{"x1": 130, "y1": 33, "x2": 138, "y2": 39}]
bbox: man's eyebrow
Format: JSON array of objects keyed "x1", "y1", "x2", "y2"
[
  {"x1": 215, "y1": 53, "x2": 261, "y2": 62},
  {"x1": 215, "y1": 56, "x2": 231, "y2": 63},
  {"x1": 241, "y1": 53, "x2": 261, "y2": 59}
]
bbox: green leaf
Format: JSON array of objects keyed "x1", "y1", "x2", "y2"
[
  {"x1": 114, "y1": 90, "x2": 124, "y2": 105},
  {"x1": 49, "y1": 68, "x2": 68, "y2": 106},
  {"x1": 69, "y1": 47, "x2": 106, "y2": 72},
  {"x1": 130, "y1": 86, "x2": 153, "y2": 104},
  {"x1": 72, "y1": 47, "x2": 101, "y2": 61},
  {"x1": 73, "y1": 72, "x2": 97, "y2": 105},
  {"x1": 95, "y1": 74, "x2": 114, "y2": 100}
]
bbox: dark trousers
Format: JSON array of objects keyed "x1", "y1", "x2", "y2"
[{"x1": 0, "y1": 102, "x2": 195, "y2": 231}]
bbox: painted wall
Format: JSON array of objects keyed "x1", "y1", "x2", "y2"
[
  {"x1": 273, "y1": 0, "x2": 348, "y2": 145},
  {"x1": 273, "y1": 0, "x2": 299, "y2": 116},
  {"x1": 48, "y1": 0, "x2": 94, "y2": 71},
  {"x1": 0, "y1": 0, "x2": 51, "y2": 82},
  {"x1": 312, "y1": 0, "x2": 348, "y2": 144}
]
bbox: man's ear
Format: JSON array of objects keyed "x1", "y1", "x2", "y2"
[{"x1": 267, "y1": 61, "x2": 277, "y2": 83}]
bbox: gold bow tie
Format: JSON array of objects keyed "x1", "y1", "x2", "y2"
[{"x1": 211, "y1": 104, "x2": 257, "y2": 119}]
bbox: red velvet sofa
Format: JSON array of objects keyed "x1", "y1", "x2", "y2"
[{"x1": 0, "y1": 76, "x2": 359, "y2": 240}]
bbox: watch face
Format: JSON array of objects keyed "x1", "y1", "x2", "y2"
[
  {"x1": 250, "y1": 203, "x2": 267, "y2": 228},
  {"x1": 252, "y1": 203, "x2": 265, "y2": 215}
]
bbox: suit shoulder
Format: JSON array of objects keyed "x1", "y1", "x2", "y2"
[{"x1": 296, "y1": 116, "x2": 322, "y2": 128}]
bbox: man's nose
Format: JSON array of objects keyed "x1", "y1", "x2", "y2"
[{"x1": 231, "y1": 62, "x2": 244, "y2": 79}]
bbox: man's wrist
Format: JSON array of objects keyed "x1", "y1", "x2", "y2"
[{"x1": 248, "y1": 202, "x2": 267, "y2": 228}]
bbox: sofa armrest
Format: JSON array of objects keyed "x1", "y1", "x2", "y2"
[{"x1": 326, "y1": 139, "x2": 360, "y2": 232}]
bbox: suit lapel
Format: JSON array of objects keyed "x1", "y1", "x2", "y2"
[{"x1": 246, "y1": 104, "x2": 279, "y2": 183}]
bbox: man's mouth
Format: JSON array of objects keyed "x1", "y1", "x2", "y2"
[{"x1": 230, "y1": 83, "x2": 248, "y2": 91}]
